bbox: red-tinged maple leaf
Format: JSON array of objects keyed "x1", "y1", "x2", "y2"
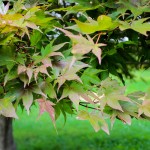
[
  {"x1": 18, "y1": 65, "x2": 26, "y2": 75},
  {"x1": 0, "y1": 2, "x2": 9, "y2": 15},
  {"x1": 34, "y1": 65, "x2": 50, "y2": 81},
  {"x1": 42, "y1": 52, "x2": 64, "y2": 68},
  {"x1": 110, "y1": 111, "x2": 131, "y2": 129},
  {"x1": 22, "y1": 90, "x2": 33, "y2": 114},
  {"x1": 92, "y1": 43, "x2": 106, "y2": 64},
  {"x1": 42, "y1": 58, "x2": 53, "y2": 68},
  {"x1": 138, "y1": 100, "x2": 150, "y2": 117},
  {"x1": 57, "y1": 72, "x2": 82, "y2": 90},
  {"x1": 56, "y1": 27, "x2": 106, "y2": 64},
  {"x1": 37, "y1": 98, "x2": 55, "y2": 123},
  {"x1": 49, "y1": 52, "x2": 64, "y2": 58},
  {"x1": 56, "y1": 61, "x2": 88, "y2": 90},
  {"x1": 26, "y1": 67, "x2": 33, "y2": 84},
  {"x1": 26, "y1": 21, "x2": 42, "y2": 33},
  {"x1": 0, "y1": 97, "x2": 18, "y2": 119}
]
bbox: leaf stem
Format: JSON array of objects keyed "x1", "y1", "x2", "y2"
[{"x1": 96, "y1": 33, "x2": 101, "y2": 44}]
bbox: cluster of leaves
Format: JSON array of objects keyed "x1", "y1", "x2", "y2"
[{"x1": 0, "y1": 0, "x2": 150, "y2": 134}]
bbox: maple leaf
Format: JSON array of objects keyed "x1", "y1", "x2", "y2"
[
  {"x1": 72, "y1": 15, "x2": 119, "y2": 34},
  {"x1": 56, "y1": 60, "x2": 88, "y2": 89},
  {"x1": 0, "y1": 97, "x2": 18, "y2": 119},
  {"x1": 22, "y1": 90, "x2": 33, "y2": 114},
  {"x1": 60, "y1": 82, "x2": 83, "y2": 109},
  {"x1": 39, "y1": 42, "x2": 65, "y2": 69},
  {"x1": 18, "y1": 65, "x2": 33, "y2": 84},
  {"x1": 138, "y1": 92, "x2": 150, "y2": 117},
  {"x1": 56, "y1": 27, "x2": 106, "y2": 64},
  {"x1": 34, "y1": 65, "x2": 50, "y2": 81},
  {"x1": 18, "y1": 65, "x2": 27, "y2": 75},
  {"x1": 138, "y1": 100, "x2": 150, "y2": 117},
  {"x1": 117, "y1": 0, "x2": 150, "y2": 18},
  {"x1": 25, "y1": 21, "x2": 42, "y2": 33},
  {"x1": 98, "y1": 78, "x2": 130, "y2": 111},
  {"x1": 37, "y1": 98, "x2": 55, "y2": 123},
  {"x1": 32, "y1": 85, "x2": 47, "y2": 98},
  {"x1": 60, "y1": 82, "x2": 94, "y2": 109},
  {"x1": 4, "y1": 69, "x2": 18, "y2": 86},
  {"x1": 39, "y1": 81, "x2": 57, "y2": 99},
  {"x1": 26, "y1": 67, "x2": 33, "y2": 84},
  {"x1": 41, "y1": 42, "x2": 66, "y2": 58},
  {"x1": 81, "y1": 68, "x2": 102, "y2": 88},
  {"x1": 42, "y1": 58, "x2": 53, "y2": 68},
  {"x1": 19, "y1": 73, "x2": 29, "y2": 88},
  {"x1": 0, "y1": 2, "x2": 9, "y2": 15},
  {"x1": 119, "y1": 18, "x2": 150, "y2": 36},
  {"x1": 61, "y1": 88, "x2": 80, "y2": 110},
  {"x1": 59, "y1": 82, "x2": 94, "y2": 110},
  {"x1": 77, "y1": 110, "x2": 109, "y2": 134},
  {"x1": 110, "y1": 110, "x2": 131, "y2": 128}
]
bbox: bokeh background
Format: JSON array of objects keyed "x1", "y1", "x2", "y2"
[{"x1": 13, "y1": 69, "x2": 150, "y2": 150}]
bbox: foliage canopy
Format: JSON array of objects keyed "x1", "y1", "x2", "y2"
[{"x1": 0, "y1": 0, "x2": 150, "y2": 134}]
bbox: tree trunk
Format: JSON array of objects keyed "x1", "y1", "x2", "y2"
[{"x1": 0, "y1": 116, "x2": 16, "y2": 150}]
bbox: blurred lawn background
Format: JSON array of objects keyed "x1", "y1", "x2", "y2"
[{"x1": 13, "y1": 69, "x2": 150, "y2": 150}]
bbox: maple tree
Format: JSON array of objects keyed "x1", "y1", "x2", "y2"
[{"x1": 0, "y1": 0, "x2": 150, "y2": 149}]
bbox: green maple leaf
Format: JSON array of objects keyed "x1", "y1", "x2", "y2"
[
  {"x1": 117, "y1": 0, "x2": 150, "y2": 18},
  {"x1": 119, "y1": 18, "x2": 150, "y2": 36},
  {"x1": 30, "y1": 30, "x2": 42, "y2": 46},
  {"x1": 4, "y1": 69, "x2": 18, "y2": 86},
  {"x1": 53, "y1": 4, "x2": 100, "y2": 16},
  {"x1": 81, "y1": 68, "x2": 102, "y2": 88},
  {"x1": 34, "y1": 42, "x2": 66, "y2": 67},
  {"x1": 70, "y1": 15, "x2": 119, "y2": 34},
  {"x1": 40, "y1": 81, "x2": 57, "y2": 99},
  {"x1": 22, "y1": 90, "x2": 33, "y2": 114}
]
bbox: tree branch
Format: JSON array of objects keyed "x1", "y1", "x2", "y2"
[{"x1": 79, "y1": 102, "x2": 99, "y2": 110}]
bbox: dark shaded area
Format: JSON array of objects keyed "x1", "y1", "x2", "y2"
[{"x1": 0, "y1": 116, "x2": 16, "y2": 150}]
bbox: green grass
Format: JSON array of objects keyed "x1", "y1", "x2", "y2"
[{"x1": 13, "y1": 69, "x2": 150, "y2": 150}]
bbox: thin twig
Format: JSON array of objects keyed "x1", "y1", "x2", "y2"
[{"x1": 79, "y1": 102, "x2": 100, "y2": 110}]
